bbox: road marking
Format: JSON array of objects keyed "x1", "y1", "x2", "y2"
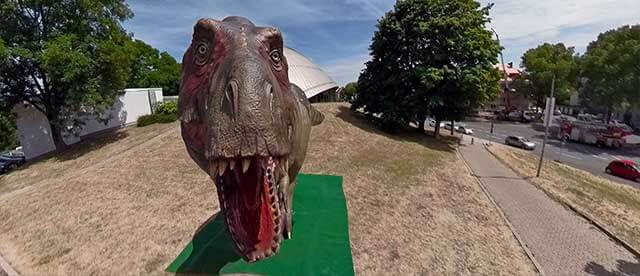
[
  {"x1": 561, "y1": 153, "x2": 583, "y2": 160},
  {"x1": 612, "y1": 155, "x2": 626, "y2": 160},
  {"x1": 605, "y1": 154, "x2": 622, "y2": 160},
  {"x1": 591, "y1": 155, "x2": 608, "y2": 161}
]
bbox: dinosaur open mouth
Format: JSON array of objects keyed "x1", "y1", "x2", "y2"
[{"x1": 212, "y1": 156, "x2": 285, "y2": 262}]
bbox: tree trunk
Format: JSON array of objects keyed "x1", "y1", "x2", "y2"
[
  {"x1": 450, "y1": 121, "x2": 455, "y2": 135},
  {"x1": 434, "y1": 119, "x2": 441, "y2": 138},
  {"x1": 49, "y1": 122, "x2": 67, "y2": 151},
  {"x1": 417, "y1": 113, "x2": 426, "y2": 133}
]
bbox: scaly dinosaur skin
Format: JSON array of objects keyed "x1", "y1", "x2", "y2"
[{"x1": 178, "y1": 16, "x2": 324, "y2": 262}]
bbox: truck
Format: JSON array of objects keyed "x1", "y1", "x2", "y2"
[{"x1": 550, "y1": 119, "x2": 627, "y2": 148}]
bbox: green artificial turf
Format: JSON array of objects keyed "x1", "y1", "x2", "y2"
[{"x1": 166, "y1": 174, "x2": 354, "y2": 276}]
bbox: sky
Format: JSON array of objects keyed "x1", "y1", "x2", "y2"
[{"x1": 123, "y1": 0, "x2": 640, "y2": 86}]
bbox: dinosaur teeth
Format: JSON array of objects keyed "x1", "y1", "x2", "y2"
[
  {"x1": 229, "y1": 159, "x2": 236, "y2": 170},
  {"x1": 242, "y1": 159, "x2": 251, "y2": 173},
  {"x1": 218, "y1": 160, "x2": 227, "y2": 176},
  {"x1": 210, "y1": 161, "x2": 218, "y2": 176}
]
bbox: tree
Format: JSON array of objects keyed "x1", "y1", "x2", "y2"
[
  {"x1": 353, "y1": 0, "x2": 501, "y2": 137},
  {"x1": 520, "y1": 43, "x2": 578, "y2": 109},
  {"x1": 0, "y1": 111, "x2": 18, "y2": 151},
  {"x1": 580, "y1": 25, "x2": 640, "y2": 122},
  {"x1": 0, "y1": 0, "x2": 135, "y2": 150},
  {"x1": 340, "y1": 82, "x2": 358, "y2": 103},
  {"x1": 511, "y1": 72, "x2": 535, "y2": 104},
  {"x1": 127, "y1": 39, "x2": 181, "y2": 96}
]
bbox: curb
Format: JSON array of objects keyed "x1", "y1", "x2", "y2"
[
  {"x1": 0, "y1": 253, "x2": 19, "y2": 276},
  {"x1": 482, "y1": 144, "x2": 640, "y2": 260},
  {"x1": 456, "y1": 148, "x2": 546, "y2": 276}
]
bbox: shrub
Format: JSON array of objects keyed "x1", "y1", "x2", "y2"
[
  {"x1": 136, "y1": 113, "x2": 178, "y2": 127},
  {"x1": 138, "y1": 101, "x2": 179, "y2": 127},
  {"x1": 155, "y1": 101, "x2": 177, "y2": 116},
  {"x1": 137, "y1": 114, "x2": 157, "y2": 127}
]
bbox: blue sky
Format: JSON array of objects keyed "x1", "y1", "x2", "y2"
[{"x1": 124, "y1": 0, "x2": 640, "y2": 85}]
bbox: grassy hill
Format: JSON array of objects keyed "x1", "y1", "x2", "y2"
[{"x1": 0, "y1": 103, "x2": 535, "y2": 275}]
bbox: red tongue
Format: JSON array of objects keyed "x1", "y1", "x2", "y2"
[{"x1": 227, "y1": 161, "x2": 275, "y2": 254}]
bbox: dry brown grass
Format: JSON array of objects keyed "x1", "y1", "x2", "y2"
[
  {"x1": 0, "y1": 103, "x2": 535, "y2": 275},
  {"x1": 486, "y1": 143, "x2": 640, "y2": 251}
]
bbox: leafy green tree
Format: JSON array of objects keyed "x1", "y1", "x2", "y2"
[
  {"x1": 511, "y1": 72, "x2": 535, "y2": 102},
  {"x1": 128, "y1": 40, "x2": 181, "y2": 96},
  {"x1": 353, "y1": 0, "x2": 501, "y2": 136},
  {"x1": 580, "y1": 25, "x2": 640, "y2": 122},
  {"x1": 0, "y1": 0, "x2": 134, "y2": 150},
  {"x1": 340, "y1": 82, "x2": 358, "y2": 103},
  {"x1": 520, "y1": 43, "x2": 578, "y2": 108},
  {"x1": 0, "y1": 111, "x2": 18, "y2": 151}
]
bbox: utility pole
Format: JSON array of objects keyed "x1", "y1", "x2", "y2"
[{"x1": 537, "y1": 75, "x2": 556, "y2": 177}]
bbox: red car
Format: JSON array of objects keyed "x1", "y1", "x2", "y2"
[{"x1": 605, "y1": 160, "x2": 640, "y2": 182}]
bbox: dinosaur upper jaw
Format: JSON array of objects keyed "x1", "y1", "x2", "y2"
[{"x1": 212, "y1": 156, "x2": 287, "y2": 262}]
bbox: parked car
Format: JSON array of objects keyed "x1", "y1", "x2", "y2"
[
  {"x1": 507, "y1": 111, "x2": 523, "y2": 121},
  {"x1": 444, "y1": 122, "x2": 455, "y2": 130},
  {"x1": 505, "y1": 136, "x2": 536, "y2": 150},
  {"x1": 456, "y1": 125, "x2": 473, "y2": 135},
  {"x1": 427, "y1": 118, "x2": 445, "y2": 128},
  {"x1": 522, "y1": 111, "x2": 541, "y2": 122},
  {"x1": 0, "y1": 150, "x2": 26, "y2": 174},
  {"x1": 605, "y1": 160, "x2": 640, "y2": 182}
]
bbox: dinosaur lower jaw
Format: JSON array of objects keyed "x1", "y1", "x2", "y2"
[{"x1": 212, "y1": 156, "x2": 286, "y2": 262}]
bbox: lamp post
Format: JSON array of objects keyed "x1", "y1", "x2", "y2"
[{"x1": 491, "y1": 28, "x2": 511, "y2": 110}]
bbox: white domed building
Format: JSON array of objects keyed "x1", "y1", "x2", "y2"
[{"x1": 284, "y1": 47, "x2": 338, "y2": 102}]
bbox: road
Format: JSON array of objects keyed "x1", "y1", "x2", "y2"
[{"x1": 457, "y1": 120, "x2": 640, "y2": 189}]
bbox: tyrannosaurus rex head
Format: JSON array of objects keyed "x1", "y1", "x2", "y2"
[{"x1": 178, "y1": 16, "x2": 295, "y2": 262}]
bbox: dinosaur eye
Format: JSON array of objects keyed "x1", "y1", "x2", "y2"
[
  {"x1": 198, "y1": 44, "x2": 207, "y2": 54},
  {"x1": 194, "y1": 42, "x2": 209, "y2": 65},
  {"x1": 270, "y1": 49, "x2": 282, "y2": 66}
]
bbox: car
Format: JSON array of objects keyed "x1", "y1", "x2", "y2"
[
  {"x1": 0, "y1": 150, "x2": 26, "y2": 174},
  {"x1": 456, "y1": 125, "x2": 473, "y2": 135},
  {"x1": 443, "y1": 122, "x2": 453, "y2": 130},
  {"x1": 605, "y1": 160, "x2": 640, "y2": 182},
  {"x1": 427, "y1": 118, "x2": 444, "y2": 128},
  {"x1": 505, "y1": 136, "x2": 536, "y2": 150},
  {"x1": 522, "y1": 111, "x2": 541, "y2": 122},
  {"x1": 507, "y1": 111, "x2": 522, "y2": 121}
]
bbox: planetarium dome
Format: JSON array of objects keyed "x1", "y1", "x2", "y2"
[{"x1": 284, "y1": 47, "x2": 338, "y2": 101}]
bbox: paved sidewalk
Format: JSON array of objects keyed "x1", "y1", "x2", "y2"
[{"x1": 459, "y1": 141, "x2": 640, "y2": 276}]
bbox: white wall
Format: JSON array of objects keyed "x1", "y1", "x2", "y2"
[{"x1": 14, "y1": 88, "x2": 163, "y2": 160}]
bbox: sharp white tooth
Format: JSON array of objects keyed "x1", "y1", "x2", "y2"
[
  {"x1": 229, "y1": 159, "x2": 236, "y2": 170},
  {"x1": 210, "y1": 161, "x2": 218, "y2": 176},
  {"x1": 218, "y1": 160, "x2": 227, "y2": 176},
  {"x1": 242, "y1": 159, "x2": 251, "y2": 173}
]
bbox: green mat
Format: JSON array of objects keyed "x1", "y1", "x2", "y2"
[{"x1": 166, "y1": 174, "x2": 354, "y2": 276}]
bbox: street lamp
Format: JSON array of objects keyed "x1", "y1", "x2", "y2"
[{"x1": 491, "y1": 28, "x2": 511, "y2": 108}]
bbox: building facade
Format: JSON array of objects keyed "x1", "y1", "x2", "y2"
[{"x1": 488, "y1": 63, "x2": 529, "y2": 111}]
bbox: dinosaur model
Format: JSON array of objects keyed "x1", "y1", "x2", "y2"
[{"x1": 178, "y1": 16, "x2": 324, "y2": 262}]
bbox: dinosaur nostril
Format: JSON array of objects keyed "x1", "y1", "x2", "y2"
[
  {"x1": 223, "y1": 80, "x2": 239, "y2": 120},
  {"x1": 265, "y1": 83, "x2": 274, "y2": 111}
]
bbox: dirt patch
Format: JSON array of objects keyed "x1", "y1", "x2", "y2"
[
  {"x1": 0, "y1": 103, "x2": 535, "y2": 275},
  {"x1": 487, "y1": 143, "x2": 640, "y2": 251}
]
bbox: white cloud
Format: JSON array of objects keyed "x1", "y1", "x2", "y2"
[
  {"x1": 321, "y1": 54, "x2": 370, "y2": 86},
  {"x1": 125, "y1": 0, "x2": 640, "y2": 86},
  {"x1": 481, "y1": 0, "x2": 640, "y2": 61}
]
